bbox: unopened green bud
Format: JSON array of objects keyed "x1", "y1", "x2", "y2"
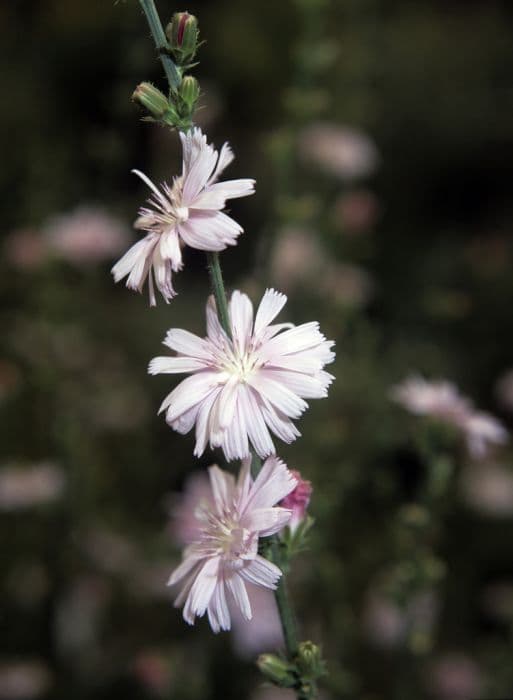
[
  {"x1": 180, "y1": 75, "x2": 200, "y2": 110},
  {"x1": 132, "y1": 82, "x2": 170, "y2": 119},
  {"x1": 166, "y1": 12, "x2": 199, "y2": 63},
  {"x1": 257, "y1": 654, "x2": 296, "y2": 688},
  {"x1": 297, "y1": 641, "x2": 326, "y2": 680}
]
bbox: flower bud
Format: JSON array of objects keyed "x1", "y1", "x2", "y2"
[
  {"x1": 296, "y1": 641, "x2": 326, "y2": 680},
  {"x1": 257, "y1": 654, "x2": 297, "y2": 688},
  {"x1": 180, "y1": 76, "x2": 200, "y2": 111},
  {"x1": 166, "y1": 12, "x2": 199, "y2": 63},
  {"x1": 280, "y1": 470, "x2": 312, "y2": 533},
  {"x1": 132, "y1": 82, "x2": 171, "y2": 120}
]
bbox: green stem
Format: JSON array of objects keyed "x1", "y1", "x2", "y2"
[
  {"x1": 138, "y1": 0, "x2": 181, "y2": 92},
  {"x1": 207, "y1": 252, "x2": 232, "y2": 338},
  {"x1": 272, "y1": 539, "x2": 299, "y2": 657}
]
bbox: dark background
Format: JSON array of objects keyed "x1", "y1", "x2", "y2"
[{"x1": 2, "y1": 1, "x2": 513, "y2": 698}]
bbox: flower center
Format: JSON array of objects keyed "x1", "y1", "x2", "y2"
[
  {"x1": 175, "y1": 206, "x2": 189, "y2": 223},
  {"x1": 222, "y1": 349, "x2": 259, "y2": 383},
  {"x1": 203, "y1": 509, "x2": 257, "y2": 564}
]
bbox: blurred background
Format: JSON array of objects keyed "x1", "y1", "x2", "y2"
[{"x1": 2, "y1": 0, "x2": 513, "y2": 698}]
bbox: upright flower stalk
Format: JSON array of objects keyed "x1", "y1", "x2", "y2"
[{"x1": 114, "y1": 2, "x2": 332, "y2": 697}]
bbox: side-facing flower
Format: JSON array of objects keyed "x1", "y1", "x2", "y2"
[
  {"x1": 390, "y1": 375, "x2": 471, "y2": 424},
  {"x1": 111, "y1": 127, "x2": 255, "y2": 305},
  {"x1": 168, "y1": 456, "x2": 297, "y2": 632},
  {"x1": 149, "y1": 288, "x2": 335, "y2": 460},
  {"x1": 391, "y1": 375, "x2": 509, "y2": 459}
]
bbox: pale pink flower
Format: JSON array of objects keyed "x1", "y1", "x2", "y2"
[
  {"x1": 460, "y1": 463, "x2": 513, "y2": 516},
  {"x1": 168, "y1": 457, "x2": 297, "y2": 632},
  {"x1": 0, "y1": 661, "x2": 51, "y2": 699},
  {"x1": 390, "y1": 376, "x2": 471, "y2": 423},
  {"x1": 461, "y1": 412, "x2": 508, "y2": 459},
  {"x1": 270, "y1": 227, "x2": 325, "y2": 291},
  {"x1": 298, "y1": 122, "x2": 379, "y2": 180},
  {"x1": 280, "y1": 469, "x2": 312, "y2": 532},
  {"x1": 428, "y1": 653, "x2": 482, "y2": 700},
  {"x1": 149, "y1": 288, "x2": 335, "y2": 460},
  {"x1": 0, "y1": 463, "x2": 65, "y2": 511},
  {"x1": 4, "y1": 229, "x2": 49, "y2": 270},
  {"x1": 169, "y1": 471, "x2": 283, "y2": 654},
  {"x1": 132, "y1": 650, "x2": 173, "y2": 697},
  {"x1": 112, "y1": 128, "x2": 255, "y2": 305},
  {"x1": 45, "y1": 206, "x2": 129, "y2": 264},
  {"x1": 391, "y1": 375, "x2": 508, "y2": 459},
  {"x1": 334, "y1": 189, "x2": 381, "y2": 234}
]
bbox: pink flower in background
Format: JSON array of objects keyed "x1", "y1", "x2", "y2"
[
  {"x1": 149, "y1": 288, "x2": 335, "y2": 460},
  {"x1": 169, "y1": 471, "x2": 283, "y2": 654},
  {"x1": 460, "y1": 462, "x2": 513, "y2": 516},
  {"x1": 428, "y1": 653, "x2": 482, "y2": 700},
  {"x1": 270, "y1": 227, "x2": 325, "y2": 291},
  {"x1": 391, "y1": 375, "x2": 508, "y2": 459},
  {"x1": 390, "y1": 376, "x2": 471, "y2": 423},
  {"x1": 461, "y1": 412, "x2": 508, "y2": 459},
  {"x1": 168, "y1": 457, "x2": 296, "y2": 632},
  {"x1": 112, "y1": 127, "x2": 255, "y2": 305},
  {"x1": 45, "y1": 206, "x2": 129, "y2": 264},
  {"x1": 270, "y1": 228, "x2": 373, "y2": 308},
  {"x1": 334, "y1": 189, "x2": 381, "y2": 235},
  {"x1": 0, "y1": 463, "x2": 65, "y2": 511},
  {"x1": 298, "y1": 122, "x2": 379, "y2": 180},
  {"x1": 132, "y1": 650, "x2": 173, "y2": 697},
  {"x1": 0, "y1": 661, "x2": 51, "y2": 700},
  {"x1": 280, "y1": 470, "x2": 312, "y2": 532},
  {"x1": 4, "y1": 229, "x2": 49, "y2": 270}
]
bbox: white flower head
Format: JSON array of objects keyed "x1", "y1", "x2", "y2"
[
  {"x1": 149, "y1": 288, "x2": 335, "y2": 461},
  {"x1": 111, "y1": 128, "x2": 255, "y2": 305},
  {"x1": 168, "y1": 457, "x2": 297, "y2": 632}
]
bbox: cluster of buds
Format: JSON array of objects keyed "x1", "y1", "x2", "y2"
[
  {"x1": 258, "y1": 642, "x2": 326, "y2": 698},
  {"x1": 133, "y1": 12, "x2": 201, "y2": 130}
]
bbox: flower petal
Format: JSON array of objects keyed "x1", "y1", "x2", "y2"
[
  {"x1": 247, "y1": 373, "x2": 308, "y2": 419},
  {"x1": 168, "y1": 551, "x2": 204, "y2": 586},
  {"x1": 160, "y1": 372, "x2": 220, "y2": 423},
  {"x1": 207, "y1": 578, "x2": 231, "y2": 632},
  {"x1": 242, "y1": 507, "x2": 292, "y2": 536},
  {"x1": 240, "y1": 555, "x2": 282, "y2": 589},
  {"x1": 160, "y1": 229, "x2": 183, "y2": 271},
  {"x1": 208, "y1": 465, "x2": 235, "y2": 513},
  {"x1": 253, "y1": 289, "x2": 287, "y2": 340},
  {"x1": 183, "y1": 556, "x2": 220, "y2": 623},
  {"x1": 238, "y1": 385, "x2": 275, "y2": 458},
  {"x1": 191, "y1": 179, "x2": 255, "y2": 209},
  {"x1": 226, "y1": 573, "x2": 252, "y2": 620},
  {"x1": 148, "y1": 356, "x2": 208, "y2": 374},
  {"x1": 244, "y1": 456, "x2": 297, "y2": 511},
  {"x1": 229, "y1": 291, "x2": 254, "y2": 354},
  {"x1": 163, "y1": 328, "x2": 213, "y2": 359}
]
